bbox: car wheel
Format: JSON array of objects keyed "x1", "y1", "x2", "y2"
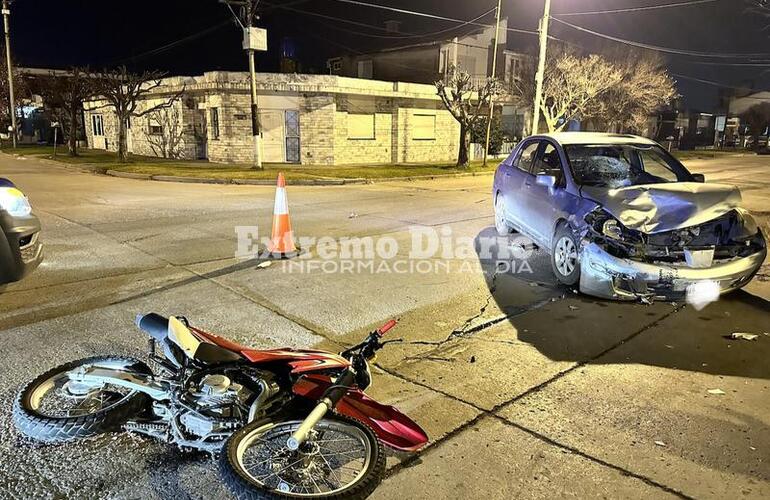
[
  {"x1": 494, "y1": 194, "x2": 513, "y2": 236},
  {"x1": 551, "y1": 224, "x2": 580, "y2": 286}
]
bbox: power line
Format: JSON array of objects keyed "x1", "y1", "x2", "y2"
[
  {"x1": 671, "y1": 73, "x2": 766, "y2": 94},
  {"x1": 112, "y1": 19, "x2": 233, "y2": 65},
  {"x1": 556, "y1": 0, "x2": 721, "y2": 17},
  {"x1": 320, "y1": 6, "x2": 497, "y2": 40},
  {"x1": 261, "y1": 2, "x2": 500, "y2": 50},
  {"x1": 552, "y1": 17, "x2": 770, "y2": 59},
  {"x1": 328, "y1": 0, "x2": 539, "y2": 36}
]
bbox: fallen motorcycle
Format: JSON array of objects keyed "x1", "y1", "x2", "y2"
[{"x1": 14, "y1": 313, "x2": 428, "y2": 499}]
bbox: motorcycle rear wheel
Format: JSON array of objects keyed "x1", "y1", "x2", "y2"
[
  {"x1": 220, "y1": 414, "x2": 385, "y2": 499},
  {"x1": 13, "y1": 356, "x2": 151, "y2": 443}
]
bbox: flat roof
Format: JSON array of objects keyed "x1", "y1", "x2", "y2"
[{"x1": 537, "y1": 132, "x2": 658, "y2": 146}]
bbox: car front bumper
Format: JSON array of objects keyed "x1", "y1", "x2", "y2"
[
  {"x1": 0, "y1": 211, "x2": 43, "y2": 284},
  {"x1": 578, "y1": 240, "x2": 767, "y2": 301}
]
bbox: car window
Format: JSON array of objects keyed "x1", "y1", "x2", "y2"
[
  {"x1": 638, "y1": 149, "x2": 679, "y2": 182},
  {"x1": 514, "y1": 141, "x2": 539, "y2": 173},
  {"x1": 564, "y1": 144, "x2": 692, "y2": 188},
  {"x1": 532, "y1": 143, "x2": 565, "y2": 186}
]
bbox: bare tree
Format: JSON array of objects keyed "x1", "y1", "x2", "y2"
[
  {"x1": 37, "y1": 67, "x2": 93, "y2": 156},
  {"x1": 90, "y1": 66, "x2": 182, "y2": 162},
  {"x1": 144, "y1": 105, "x2": 185, "y2": 159},
  {"x1": 510, "y1": 50, "x2": 618, "y2": 133},
  {"x1": 585, "y1": 49, "x2": 677, "y2": 134},
  {"x1": 436, "y1": 66, "x2": 502, "y2": 168}
]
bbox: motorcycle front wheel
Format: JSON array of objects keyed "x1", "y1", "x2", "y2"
[
  {"x1": 220, "y1": 414, "x2": 385, "y2": 499},
  {"x1": 13, "y1": 356, "x2": 151, "y2": 443}
]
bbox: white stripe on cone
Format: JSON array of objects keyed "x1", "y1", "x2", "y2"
[{"x1": 273, "y1": 187, "x2": 289, "y2": 215}]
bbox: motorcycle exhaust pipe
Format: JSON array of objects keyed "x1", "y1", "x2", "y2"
[{"x1": 286, "y1": 397, "x2": 332, "y2": 450}]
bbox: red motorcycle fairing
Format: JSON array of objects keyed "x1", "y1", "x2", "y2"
[
  {"x1": 293, "y1": 374, "x2": 429, "y2": 453},
  {"x1": 190, "y1": 327, "x2": 350, "y2": 374},
  {"x1": 190, "y1": 326, "x2": 427, "y2": 450}
]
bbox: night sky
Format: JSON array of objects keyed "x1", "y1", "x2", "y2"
[{"x1": 7, "y1": 0, "x2": 770, "y2": 112}]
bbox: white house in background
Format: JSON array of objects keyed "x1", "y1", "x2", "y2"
[
  {"x1": 327, "y1": 17, "x2": 531, "y2": 139},
  {"x1": 83, "y1": 72, "x2": 461, "y2": 165}
]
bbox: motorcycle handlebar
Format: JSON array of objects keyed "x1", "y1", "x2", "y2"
[{"x1": 376, "y1": 319, "x2": 397, "y2": 337}]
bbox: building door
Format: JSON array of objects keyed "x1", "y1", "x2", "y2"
[
  {"x1": 91, "y1": 114, "x2": 106, "y2": 149},
  {"x1": 193, "y1": 109, "x2": 208, "y2": 159},
  {"x1": 285, "y1": 110, "x2": 300, "y2": 163},
  {"x1": 259, "y1": 110, "x2": 284, "y2": 163}
]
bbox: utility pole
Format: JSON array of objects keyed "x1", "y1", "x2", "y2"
[
  {"x1": 482, "y1": 0, "x2": 502, "y2": 167},
  {"x1": 2, "y1": 0, "x2": 16, "y2": 148},
  {"x1": 531, "y1": 0, "x2": 551, "y2": 136},
  {"x1": 221, "y1": 0, "x2": 266, "y2": 169}
]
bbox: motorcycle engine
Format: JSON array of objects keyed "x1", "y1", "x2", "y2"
[{"x1": 180, "y1": 374, "x2": 252, "y2": 438}]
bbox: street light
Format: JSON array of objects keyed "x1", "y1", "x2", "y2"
[
  {"x1": 531, "y1": 0, "x2": 552, "y2": 136},
  {"x1": 2, "y1": 0, "x2": 16, "y2": 148}
]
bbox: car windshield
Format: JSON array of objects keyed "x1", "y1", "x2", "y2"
[{"x1": 563, "y1": 144, "x2": 693, "y2": 188}]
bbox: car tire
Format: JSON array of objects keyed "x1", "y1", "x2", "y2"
[
  {"x1": 551, "y1": 224, "x2": 580, "y2": 286},
  {"x1": 494, "y1": 194, "x2": 513, "y2": 236}
]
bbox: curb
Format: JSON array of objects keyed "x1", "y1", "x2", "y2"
[
  {"x1": 105, "y1": 170, "x2": 152, "y2": 180},
  {"x1": 1, "y1": 151, "x2": 495, "y2": 186}
]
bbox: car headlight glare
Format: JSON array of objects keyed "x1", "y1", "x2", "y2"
[{"x1": 0, "y1": 187, "x2": 32, "y2": 217}]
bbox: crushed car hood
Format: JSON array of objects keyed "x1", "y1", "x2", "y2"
[{"x1": 581, "y1": 182, "x2": 742, "y2": 234}]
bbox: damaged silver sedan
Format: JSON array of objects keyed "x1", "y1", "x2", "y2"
[{"x1": 493, "y1": 132, "x2": 766, "y2": 301}]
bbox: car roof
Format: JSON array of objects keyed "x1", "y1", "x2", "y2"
[{"x1": 534, "y1": 132, "x2": 658, "y2": 146}]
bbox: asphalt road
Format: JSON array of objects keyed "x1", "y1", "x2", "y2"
[{"x1": 0, "y1": 152, "x2": 768, "y2": 499}]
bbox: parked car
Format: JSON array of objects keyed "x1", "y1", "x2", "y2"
[
  {"x1": 0, "y1": 178, "x2": 42, "y2": 284},
  {"x1": 492, "y1": 132, "x2": 767, "y2": 301}
]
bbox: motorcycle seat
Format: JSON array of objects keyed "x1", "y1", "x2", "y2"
[{"x1": 136, "y1": 313, "x2": 241, "y2": 365}]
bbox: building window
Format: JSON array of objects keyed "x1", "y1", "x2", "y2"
[
  {"x1": 357, "y1": 60, "x2": 373, "y2": 79},
  {"x1": 348, "y1": 113, "x2": 375, "y2": 140},
  {"x1": 328, "y1": 58, "x2": 342, "y2": 72},
  {"x1": 91, "y1": 114, "x2": 104, "y2": 136},
  {"x1": 148, "y1": 118, "x2": 163, "y2": 135},
  {"x1": 412, "y1": 113, "x2": 436, "y2": 140},
  {"x1": 210, "y1": 108, "x2": 220, "y2": 140},
  {"x1": 506, "y1": 56, "x2": 522, "y2": 83},
  {"x1": 439, "y1": 47, "x2": 451, "y2": 73}
]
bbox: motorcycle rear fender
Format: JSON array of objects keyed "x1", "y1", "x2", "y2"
[{"x1": 293, "y1": 374, "x2": 429, "y2": 452}]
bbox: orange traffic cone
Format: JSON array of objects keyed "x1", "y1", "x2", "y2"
[{"x1": 267, "y1": 173, "x2": 298, "y2": 257}]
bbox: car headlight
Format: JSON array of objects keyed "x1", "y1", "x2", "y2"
[
  {"x1": 0, "y1": 187, "x2": 32, "y2": 217},
  {"x1": 585, "y1": 208, "x2": 641, "y2": 244},
  {"x1": 602, "y1": 219, "x2": 623, "y2": 240}
]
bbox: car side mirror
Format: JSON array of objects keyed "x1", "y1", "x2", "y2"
[
  {"x1": 691, "y1": 173, "x2": 705, "y2": 183},
  {"x1": 535, "y1": 174, "x2": 556, "y2": 188}
]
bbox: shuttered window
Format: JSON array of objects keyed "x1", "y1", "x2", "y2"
[
  {"x1": 348, "y1": 113, "x2": 375, "y2": 139},
  {"x1": 412, "y1": 114, "x2": 436, "y2": 140}
]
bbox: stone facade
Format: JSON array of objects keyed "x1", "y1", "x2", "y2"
[{"x1": 83, "y1": 72, "x2": 462, "y2": 166}]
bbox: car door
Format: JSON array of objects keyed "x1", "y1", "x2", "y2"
[
  {"x1": 519, "y1": 141, "x2": 568, "y2": 248},
  {"x1": 501, "y1": 139, "x2": 541, "y2": 236}
]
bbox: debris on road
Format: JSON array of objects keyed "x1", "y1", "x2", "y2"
[
  {"x1": 348, "y1": 212, "x2": 358, "y2": 219},
  {"x1": 256, "y1": 261, "x2": 272, "y2": 269},
  {"x1": 728, "y1": 332, "x2": 759, "y2": 341},
  {"x1": 640, "y1": 296, "x2": 653, "y2": 305},
  {"x1": 568, "y1": 305, "x2": 579, "y2": 311},
  {"x1": 654, "y1": 440, "x2": 666, "y2": 447},
  {"x1": 707, "y1": 389, "x2": 726, "y2": 395},
  {"x1": 469, "y1": 355, "x2": 476, "y2": 363}
]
